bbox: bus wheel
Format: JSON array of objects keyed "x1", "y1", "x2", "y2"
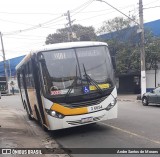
[
  {"x1": 24, "y1": 101, "x2": 33, "y2": 120},
  {"x1": 35, "y1": 106, "x2": 48, "y2": 132}
]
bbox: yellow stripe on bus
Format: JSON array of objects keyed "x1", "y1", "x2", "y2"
[
  {"x1": 89, "y1": 83, "x2": 110, "y2": 91},
  {"x1": 51, "y1": 103, "x2": 88, "y2": 116}
]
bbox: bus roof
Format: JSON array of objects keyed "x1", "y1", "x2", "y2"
[{"x1": 16, "y1": 41, "x2": 108, "y2": 70}]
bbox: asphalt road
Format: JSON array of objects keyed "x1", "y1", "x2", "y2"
[
  {"x1": 51, "y1": 100, "x2": 160, "y2": 157},
  {"x1": 1, "y1": 94, "x2": 160, "y2": 157}
]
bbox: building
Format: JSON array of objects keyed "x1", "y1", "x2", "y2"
[
  {"x1": 99, "y1": 19, "x2": 160, "y2": 40},
  {"x1": 99, "y1": 19, "x2": 160, "y2": 94},
  {"x1": 0, "y1": 55, "x2": 25, "y2": 93}
]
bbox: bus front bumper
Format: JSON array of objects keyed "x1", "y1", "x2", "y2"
[{"x1": 47, "y1": 103, "x2": 117, "y2": 130}]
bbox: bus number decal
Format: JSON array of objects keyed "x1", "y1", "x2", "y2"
[
  {"x1": 51, "y1": 89, "x2": 74, "y2": 95},
  {"x1": 90, "y1": 105, "x2": 103, "y2": 112},
  {"x1": 51, "y1": 90, "x2": 61, "y2": 95}
]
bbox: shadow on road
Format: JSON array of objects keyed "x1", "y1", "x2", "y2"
[{"x1": 49, "y1": 123, "x2": 112, "y2": 139}]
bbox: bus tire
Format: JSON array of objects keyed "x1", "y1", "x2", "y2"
[{"x1": 35, "y1": 106, "x2": 48, "y2": 132}]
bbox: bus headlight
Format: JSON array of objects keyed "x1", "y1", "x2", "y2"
[
  {"x1": 105, "y1": 98, "x2": 117, "y2": 111},
  {"x1": 50, "y1": 111, "x2": 56, "y2": 117},
  {"x1": 45, "y1": 109, "x2": 65, "y2": 119}
]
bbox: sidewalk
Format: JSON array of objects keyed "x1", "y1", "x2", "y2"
[
  {"x1": 117, "y1": 94, "x2": 141, "y2": 102},
  {"x1": 0, "y1": 94, "x2": 69, "y2": 157}
]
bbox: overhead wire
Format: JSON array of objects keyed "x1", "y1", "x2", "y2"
[
  {"x1": 144, "y1": 5, "x2": 160, "y2": 9},
  {"x1": 4, "y1": 36, "x2": 44, "y2": 41},
  {"x1": 2, "y1": 0, "x2": 99, "y2": 36},
  {"x1": 143, "y1": 0, "x2": 160, "y2": 6},
  {"x1": 3, "y1": 15, "x2": 65, "y2": 35},
  {"x1": 71, "y1": 0, "x2": 94, "y2": 13},
  {"x1": 1, "y1": 0, "x2": 143, "y2": 37},
  {"x1": 0, "y1": 11, "x2": 64, "y2": 15},
  {"x1": 71, "y1": 0, "x2": 94, "y2": 17},
  {"x1": 75, "y1": 4, "x2": 138, "y2": 23}
]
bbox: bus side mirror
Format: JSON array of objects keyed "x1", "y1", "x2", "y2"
[{"x1": 111, "y1": 56, "x2": 116, "y2": 70}]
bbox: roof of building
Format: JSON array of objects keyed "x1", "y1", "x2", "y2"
[
  {"x1": 144, "y1": 19, "x2": 160, "y2": 37},
  {"x1": 98, "y1": 19, "x2": 160, "y2": 40},
  {"x1": 0, "y1": 55, "x2": 25, "y2": 77}
]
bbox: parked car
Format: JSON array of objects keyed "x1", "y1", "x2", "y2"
[{"x1": 142, "y1": 87, "x2": 160, "y2": 106}]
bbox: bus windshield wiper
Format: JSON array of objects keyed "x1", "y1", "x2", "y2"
[
  {"x1": 65, "y1": 65, "x2": 78, "y2": 101},
  {"x1": 83, "y1": 64, "x2": 104, "y2": 95}
]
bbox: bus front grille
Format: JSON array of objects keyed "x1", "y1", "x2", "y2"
[
  {"x1": 68, "y1": 96, "x2": 108, "y2": 108},
  {"x1": 66, "y1": 115, "x2": 105, "y2": 126}
]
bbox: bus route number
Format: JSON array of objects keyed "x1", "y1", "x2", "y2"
[{"x1": 90, "y1": 105, "x2": 103, "y2": 112}]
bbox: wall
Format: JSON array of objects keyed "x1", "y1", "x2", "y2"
[{"x1": 146, "y1": 69, "x2": 160, "y2": 92}]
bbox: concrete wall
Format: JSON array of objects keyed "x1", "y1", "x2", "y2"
[{"x1": 146, "y1": 70, "x2": 160, "y2": 92}]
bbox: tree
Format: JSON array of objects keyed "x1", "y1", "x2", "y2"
[
  {"x1": 145, "y1": 38, "x2": 160, "y2": 70},
  {"x1": 97, "y1": 16, "x2": 158, "y2": 74},
  {"x1": 45, "y1": 24, "x2": 97, "y2": 44}
]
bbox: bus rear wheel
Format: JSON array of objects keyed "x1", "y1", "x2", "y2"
[
  {"x1": 24, "y1": 101, "x2": 33, "y2": 120},
  {"x1": 35, "y1": 106, "x2": 48, "y2": 132}
]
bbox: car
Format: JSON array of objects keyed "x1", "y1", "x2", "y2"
[{"x1": 142, "y1": 87, "x2": 160, "y2": 106}]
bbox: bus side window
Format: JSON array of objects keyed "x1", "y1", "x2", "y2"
[{"x1": 17, "y1": 72, "x2": 21, "y2": 88}]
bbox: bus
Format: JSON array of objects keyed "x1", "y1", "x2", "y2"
[
  {"x1": 16, "y1": 41, "x2": 117, "y2": 131},
  {"x1": 0, "y1": 76, "x2": 7, "y2": 95}
]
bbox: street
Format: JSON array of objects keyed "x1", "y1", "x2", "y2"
[
  {"x1": 0, "y1": 95, "x2": 68, "y2": 157},
  {"x1": 0, "y1": 94, "x2": 160, "y2": 157}
]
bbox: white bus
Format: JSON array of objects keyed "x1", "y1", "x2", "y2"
[{"x1": 16, "y1": 41, "x2": 117, "y2": 131}]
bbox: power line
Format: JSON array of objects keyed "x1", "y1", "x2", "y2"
[
  {"x1": 72, "y1": 4, "x2": 135, "y2": 14},
  {"x1": 0, "y1": 11, "x2": 64, "y2": 15},
  {"x1": 143, "y1": 0, "x2": 160, "y2": 6},
  {"x1": 4, "y1": 36, "x2": 44, "y2": 41},
  {"x1": 76, "y1": 11, "x2": 117, "y2": 22},
  {"x1": 3, "y1": 15, "x2": 64, "y2": 35},
  {"x1": 71, "y1": 0, "x2": 94, "y2": 17},
  {"x1": 144, "y1": 5, "x2": 160, "y2": 9},
  {"x1": 0, "y1": 18, "x2": 34, "y2": 26},
  {"x1": 71, "y1": 0, "x2": 94, "y2": 13},
  {"x1": 75, "y1": 6, "x2": 138, "y2": 23},
  {"x1": 13, "y1": 34, "x2": 46, "y2": 38},
  {"x1": 95, "y1": 0, "x2": 139, "y2": 25}
]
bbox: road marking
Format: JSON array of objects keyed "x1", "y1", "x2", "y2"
[{"x1": 99, "y1": 122, "x2": 160, "y2": 145}]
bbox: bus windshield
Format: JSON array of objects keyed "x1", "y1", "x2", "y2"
[{"x1": 38, "y1": 46, "x2": 115, "y2": 98}]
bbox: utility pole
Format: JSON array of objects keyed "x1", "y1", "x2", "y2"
[
  {"x1": 155, "y1": 57, "x2": 157, "y2": 88},
  {"x1": 0, "y1": 32, "x2": 8, "y2": 94},
  {"x1": 139, "y1": 0, "x2": 146, "y2": 96},
  {"x1": 66, "y1": 10, "x2": 73, "y2": 42},
  {"x1": 65, "y1": 10, "x2": 77, "y2": 41}
]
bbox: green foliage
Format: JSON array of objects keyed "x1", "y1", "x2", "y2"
[
  {"x1": 97, "y1": 16, "x2": 137, "y2": 34},
  {"x1": 98, "y1": 16, "x2": 160, "y2": 74},
  {"x1": 45, "y1": 24, "x2": 97, "y2": 44},
  {"x1": 98, "y1": 17, "x2": 140, "y2": 74},
  {"x1": 145, "y1": 38, "x2": 160, "y2": 70},
  {"x1": 115, "y1": 44, "x2": 140, "y2": 74}
]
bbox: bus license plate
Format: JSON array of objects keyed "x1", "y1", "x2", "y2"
[{"x1": 81, "y1": 117, "x2": 93, "y2": 123}]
